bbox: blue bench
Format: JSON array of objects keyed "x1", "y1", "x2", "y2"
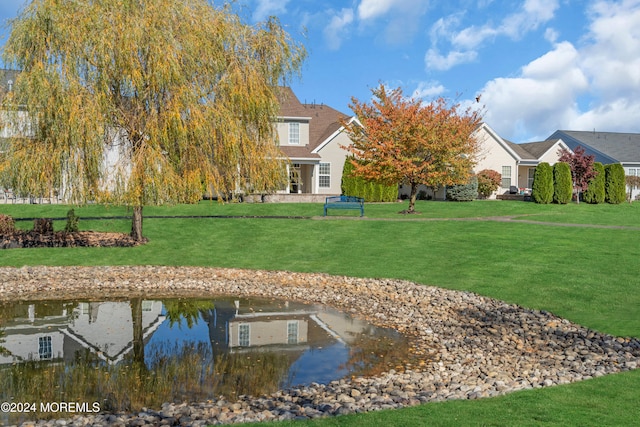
[{"x1": 323, "y1": 196, "x2": 364, "y2": 217}]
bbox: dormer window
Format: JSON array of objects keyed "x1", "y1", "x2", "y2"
[{"x1": 288, "y1": 122, "x2": 299, "y2": 144}]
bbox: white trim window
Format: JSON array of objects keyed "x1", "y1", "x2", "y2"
[
  {"x1": 288, "y1": 122, "x2": 300, "y2": 145},
  {"x1": 501, "y1": 166, "x2": 511, "y2": 188},
  {"x1": 319, "y1": 163, "x2": 331, "y2": 189},
  {"x1": 238, "y1": 324, "x2": 250, "y2": 347},
  {"x1": 39, "y1": 336, "x2": 52, "y2": 360},
  {"x1": 287, "y1": 321, "x2": 298, "y2": 344}
]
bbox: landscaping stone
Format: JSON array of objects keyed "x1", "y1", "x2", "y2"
[{"x1": 0, "y1": 266, "x2": 639, "y2": 427}]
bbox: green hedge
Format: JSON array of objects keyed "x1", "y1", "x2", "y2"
[
  {"x1": 605, "y1": 163, "x2": 626, "y2": 204},
  {"x1": 553, "y1": 162, "x2": 573, "y2": 204},
  {"x1": 583, "y1": 162, "x2": 605, "y2": 204},
  {"x1": 341, "y1": 158, "x2": 398, "y2": 202},
  {"x1": 532, "y1": 162, "x2": 553, "y2": 204}
]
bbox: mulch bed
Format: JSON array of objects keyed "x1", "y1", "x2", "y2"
[{"x1": 0, "y1": 231, "x2": 144, "y2": 249}]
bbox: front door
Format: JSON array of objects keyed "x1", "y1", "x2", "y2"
[{"x1": 289, "y1": 163, "x2": 301, "y2": 193}]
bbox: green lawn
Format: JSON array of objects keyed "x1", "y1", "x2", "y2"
[{"x1": 1, "y1": 199, "x2": 639, "y2": 426}]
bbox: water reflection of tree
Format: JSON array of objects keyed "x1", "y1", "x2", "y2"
[
  {"x1": 0, "y1": 314, "x2": 9, "y2": 357},
  {"x1": 342, "y1": 329, "x2": 420, "y2": 377},
  {"x1": 0, "y1": 298, "x2": 291, "y2": 420},
  {"x1": 1, "y1": 299, "x2": 413, "y2": 421},
  {"x1": 163, "y1": 299, "x2": 215, "y2": 328},
  {"x1": 129, "y1": 297, "x2": 216, "y2": 367},
  {"x1": 1, "y1": 344, "x2": 292, "y2": 419}
]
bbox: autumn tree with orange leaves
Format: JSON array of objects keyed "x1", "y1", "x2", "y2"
[{"x1": 342, "y1": 85, "x2": 483, "y2": 213}]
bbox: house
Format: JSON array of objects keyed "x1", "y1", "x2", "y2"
[
  {"x1": 1, "y1": 79, "x2": 358, "y2": 203},
  {"x1": 270, "y1": 87, "x2": 357, "y2": 201},
  {"x1": 0, "y1": 69, "x2": 24, "y2": 158},
  {"x1": 0, "y1": 300, "x2": 165, "y2": 365},
  {"x1": 400, "y1": 123, "x2": 571, "y2": 200},
  {"x1": 474, "y1": 123, "x2": 571, "y2": 198},
  {"x1": 547, "y1": 130, "x2": 640, "y2": 200}
]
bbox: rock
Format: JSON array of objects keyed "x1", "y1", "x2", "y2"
[{"x1": 0, "y1": 266, "x2": 637, "y2": 427}]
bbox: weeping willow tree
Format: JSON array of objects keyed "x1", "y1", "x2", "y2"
[{"x1": 1, "y1": 0, "x2": 305, "y2": 241}]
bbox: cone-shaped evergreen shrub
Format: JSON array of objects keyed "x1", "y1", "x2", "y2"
[
  {"x1": 605, "y1": 163, "x2": 626, "y2": 204},
  {"x1": 64, "y1": 209, "x2": 80, "y2": 232},
  {"x1": 532, "y1": 162, "x2": 553, "y2": 204},
  {"x1": 446, "y1": 176, "x2": 478, "y2": 201},
  {"x1": 553, "y1": 162, "x2": 573, "y2": 204},
  {"x1": 583, "y1": 162, "x2": 605, "y2": 204},
  {"x1": 341, "y1": 157, "x2": 398, "y2": 202}
]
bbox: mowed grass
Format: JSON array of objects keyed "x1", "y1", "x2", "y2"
[{"x1": 1, "y1": 199, "x2": 639, "y2": 426}]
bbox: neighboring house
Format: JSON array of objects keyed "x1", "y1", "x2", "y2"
[
  {"x1": 1, "y1": 80, "x2": 358, "y2": 202},
  {"x1": 0, "y1": 69, "x2": 24, "y2": 156},
  {"x1": 547, "y1": 130, "x2": 640, "y2": 200},
  {"x1": 0, "y1": 300, "x2": 165, "y2": 365},
  {"x1": 400, "y1": 123, "x2": 571, "y2": 200},
  {"x1": 474, "y1": 123, "x2": 571, "y2": 198},
  {"x1": 274, "y1": 87, "x2": 357, "y2": 197}
]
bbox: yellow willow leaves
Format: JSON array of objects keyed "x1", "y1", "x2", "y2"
[{"x1": 1, "y1": 0, "x2": 304, "y2": 206}]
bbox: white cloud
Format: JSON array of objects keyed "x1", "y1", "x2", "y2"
[
  {"x1": 480, "y1": 0, "x2": 640, "y2": 141},
  {"x1": 356, "y1": 0, "x2": 429, "y2": 45},
  {"x1": 581, "y1": 0, "x2": 640, "y2": 101},
  {"x1": 357, "y1": 0, "x2": 401, "y2": 21},
  {"x1": 427, "y1": 0, "x2": 560, "y2": 71},
  {"x1": 544, "y1": 28, "x2": 559, "y2": 43},
  {"x1": 412, "y1": 81, "x2": 446, "y2": 99},
  {"x1": 452, "y1": 26, "x2": 498, "y2": 50},
  {"x1": 252, "y1": 0, "x2": 291, "y2": 22},
  {"x1": 500, "y1": 0, "x2": 559, "y2": 39},
  {"x1": 571, "y1": 99, "x2": 640, "y2": 132},
  {"x1": 480, "y1": 42, "x2": 588, "y2": 140},
  {"x1": 425, "y1": 48, "x2": 477, "y2": 71},
  {"x1": 323, "y1": 8, "x2": 355, "y2": 51}
]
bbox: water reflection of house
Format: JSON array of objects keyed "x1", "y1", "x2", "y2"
[
  {"x1": 0, "y1": 300, "x2": 165, "y2": 365},
  {"x1": 201, "y1": 299, "x2": 374, "y2": 354}
]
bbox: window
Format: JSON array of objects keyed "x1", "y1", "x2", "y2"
[
  {"x1": 80, "y1": 302, "x2": 90, "y2": 315},
  {"x1": 288, "y1": 123, "x2": 299, "y2": 145},
  {"x1": 39, "y1": 336, "x2": 52, "y2": 360},
  {"x1": 238, "y1": 324, "x2": 250, "y2": 347},
  {"x1": 501, "y1": 166, "x2": 511, "y2": 188},
  {"x1": 629, "y1": 168, "x2": 637, "y2": 176},
  {"x1": 319, "y1": 163, "x2": 331, "y2": 188},
  {"x1": 287, "y1": 321, "x2": 298, "y2": 344}
]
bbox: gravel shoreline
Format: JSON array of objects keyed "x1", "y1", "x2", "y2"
[{"x1": 1, "y1": 266, "x2": 639, "y2": 426}]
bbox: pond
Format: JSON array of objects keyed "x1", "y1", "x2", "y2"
[{"x1": 0, "y1": 296, "x2": 410, "y2": 419}]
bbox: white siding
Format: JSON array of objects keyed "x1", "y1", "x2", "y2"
[{"x1": 314, "y1": 130, "x2": 353, "y2": 195}]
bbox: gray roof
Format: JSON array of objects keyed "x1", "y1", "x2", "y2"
[
  {"x1": 504, "y1": 139, "x2": 562, "y2": 161},
  {"x1": 548, "y1": 130, "x2": 640, "y2": 164}
]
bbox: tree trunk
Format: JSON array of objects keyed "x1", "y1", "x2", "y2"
[
  {"x1": 408, "y1": 183, "x2": 418, "y2": 213},
  {"x1": 130, "y1": 205, "x2": 144, "y2": 241},
  {"x1": 130, "y1": 297, "x2": 148, "y2": 381}
]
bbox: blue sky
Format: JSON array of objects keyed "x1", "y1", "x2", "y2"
[{"x1": 2, "y1": 1, "x2": 640, "y2": 143}]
